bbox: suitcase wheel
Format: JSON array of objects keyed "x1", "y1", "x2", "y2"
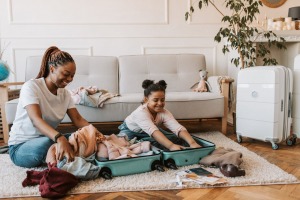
[
  {"x1": 164, "y1": 159, "x2": 178, "y2": 170},
  {"x1": 237, "y1": 135, "x2": 242, "y2": 143},
  {"x1": 151, "y1": 160, "x2": 165, "y2": 172},
  {"x1": 286, "y1": 134, "x2": 297, "y2": 146},
  {"x1": 99, "y1": 167, "x2": 112, "y2": 179},
  {"x1": 271, "y1": 143, "x2": 279, "y2": 150}
]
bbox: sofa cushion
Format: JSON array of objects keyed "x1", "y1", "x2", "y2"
[
  {"x1": 6, "y1": 92, "x2": 223, "y2": 124},
  {"x1": 71, "y1": 93, "x2": 224, "y2": 122},
  {"x1": 118, "y1": 54, "x2": 206, "y2": 94},
  {"x1": 26, "y1": 56, "x2": 119, "y2": 93}
]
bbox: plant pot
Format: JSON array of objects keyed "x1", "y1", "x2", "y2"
[{"x1": 0, "y1": 60, "x2": 10, "y2": 81}]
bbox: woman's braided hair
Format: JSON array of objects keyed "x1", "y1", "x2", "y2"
[
  {"x1": 142, "y1": 79, "x2": 167, "y2": 97},
  {"x1": 36, "y1": 46, "x2": 74, "y2": 79}
]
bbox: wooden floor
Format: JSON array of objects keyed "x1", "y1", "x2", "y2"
[{"x1": 1, "y1": 119, "x2": 300, "y2": 200}]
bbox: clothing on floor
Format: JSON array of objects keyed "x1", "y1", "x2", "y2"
[
  {"x1": 22, "y1": 163, "x2": 79, "y2": 198},
  {"x1": 69, "y1": 86, "x2": 119, "y2": 108},
  {"x1": 199, "y1": 147, "x2": 243, "y2": 167},
  {"x1": 57, "y1": 154, "x2": 101, "y2": 180}
]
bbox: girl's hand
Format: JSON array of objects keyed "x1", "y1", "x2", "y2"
[
  {"x1": 56, "y1": 136, "x2": 75, "y2": 163},
  {"x1": 189, "y1": 141, "x2": 201, "y2": 148},
  {"x1": 169, "y1": 143, "x2": 185, "y2": 151}
]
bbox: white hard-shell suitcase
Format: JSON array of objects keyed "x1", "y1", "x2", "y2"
[
  {"x1": 236, "y1": 66, "x2": 297, "y2": 150},
  {"x1": 293, "y1": 55, "x2": 300, "y2": 138}
]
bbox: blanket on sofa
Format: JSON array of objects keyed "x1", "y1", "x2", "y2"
[{"x1": 70, "y1": 86, "x2": 119, "y2": 108}]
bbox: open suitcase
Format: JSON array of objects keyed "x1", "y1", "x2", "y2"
[
  {"x1": 236, "y1": 66, "x2": 297, "y2": 150},
  {"x1": 148, "y1": 135, "x2": 215, "y2": 169},
  {"x1": 95, "y1": 135, "x2": 215, "y2": 178},
  {"x1": 95, "y1": 145, "x2": 164, "y2": 179}
]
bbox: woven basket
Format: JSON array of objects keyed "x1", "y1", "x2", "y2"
[{"x1": 295, "y1": 21, "x2": 300, "y2": 30}]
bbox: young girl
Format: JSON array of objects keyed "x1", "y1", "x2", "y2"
[
  {"x1": 8, "y1": 46, "x2": 90, "y2": 168},
  {"x1": 118, "y1": 79, "x2": 201, "y2": 151}
]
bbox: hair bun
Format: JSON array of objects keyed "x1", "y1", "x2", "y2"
[
  {"x1": 142, "y1": 79, "x2": 154, "y2": 89},
  {"x1": 157, "y1": 80, "x2": 167, "y2": 89}
]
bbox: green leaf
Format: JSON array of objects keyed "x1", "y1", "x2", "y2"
[
  {"x1": 214, "y1": 35, "x2": 222, "y2": 43},
  {"x1": 185, "y1": 12, "x2": 189, "y2": 21},
  {"x1": 199, "y1": 1, "x2": 202, "y2": 9},
  {"x1": 190, "y1": 6, "x2": 194, "y2": 13},
  {"x1": 184, "y1": 0, "x2": 286, "y2": 68}
]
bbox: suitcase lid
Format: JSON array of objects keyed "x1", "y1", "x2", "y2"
[{"x1": 237, "y1": 66, "x2": 282, "y2": 84}]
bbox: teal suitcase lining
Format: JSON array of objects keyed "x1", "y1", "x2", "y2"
[{"x1": 160, "y1": 135, "x2": 215, "y2": 168}]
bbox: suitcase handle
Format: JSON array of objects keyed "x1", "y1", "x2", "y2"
[{"x1": 288, "y1": 92, "x2": 292, "y2": 117}]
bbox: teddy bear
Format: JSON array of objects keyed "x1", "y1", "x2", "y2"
[{"x1": 192, "y1": 69, "x2": 209, "y2": 92}]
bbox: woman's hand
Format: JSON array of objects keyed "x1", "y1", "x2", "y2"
[
  {"x1": 168, "y1": 143, "x2": 184, "y2": 151},
  {"x1": 55, "y1": 136, "x2": 75, "y2": 163}
]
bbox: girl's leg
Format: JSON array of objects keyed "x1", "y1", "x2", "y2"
[
  {"x1": 9, "y1": 136, "x2": 54, "y2": 168},
  {"x1": 118, "y1": 122, "x2": 149, "y2": 140}
]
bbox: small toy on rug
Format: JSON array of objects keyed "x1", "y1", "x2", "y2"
[{"x1": 191, "y1": 69, "x2": 210, "y2": 92}]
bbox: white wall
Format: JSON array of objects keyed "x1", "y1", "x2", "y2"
[{"x1": 0, "y1": 0, "x2": 299, "y2": 82}]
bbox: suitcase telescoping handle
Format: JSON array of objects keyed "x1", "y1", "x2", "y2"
[{"x1": 288, "y1": 92, "x2": 292, "y2": 117}]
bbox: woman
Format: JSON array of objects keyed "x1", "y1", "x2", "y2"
[
  {"x1": 8, "y1": 46, "x2": 90, "y2": 168},
  {"x1": 118, "y1": 79, "x2": 201, "y2": 151}
]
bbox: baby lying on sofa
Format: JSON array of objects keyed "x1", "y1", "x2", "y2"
[{"x1": 118, "y1": 79, "x2": 201, "y2": 151}]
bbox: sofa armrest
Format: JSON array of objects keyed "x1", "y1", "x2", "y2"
[
  {"x1": 0, "y1": 82, "x2": 24, "y2": 143},
  {"x1": 207, "y1": 76, "x2": 234, "y2": 93}
]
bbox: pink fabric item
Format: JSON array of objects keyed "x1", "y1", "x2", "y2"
[
  {"x1": 109, "y1": 134, "x2": 130, "y2": 147},
  {"x1": 96, "y1": 134, "x2": 130, "y2": 160},
  {"x1": 96, "y1": 134, "x2": 150, "y2": 160},
  {"x1": 46, "y1": 124, "x2": 105, "y2": 164},
  {"x1": 129, "y1": 141, "x2": 151, "y2": 154},
  {"x1": 70, "y1": 86, "x2": 99, "y2": 104},
  {"x1": 96, "y1": 143, "x2": 109, "y2": 159},
  {"x1": 68, "y1": 124, "x2": 103, "y2": 157},
  {"x1": 102, "y1": 140, "x2": 122, "y2": 160}
]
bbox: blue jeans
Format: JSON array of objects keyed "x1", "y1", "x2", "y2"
[{"x1": 9, "y1": 133, "x2": 71, "y2": 168}]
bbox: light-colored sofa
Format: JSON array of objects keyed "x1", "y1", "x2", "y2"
[{"x1": 1, "y1": 54, "x2": 232, "y2": 143}]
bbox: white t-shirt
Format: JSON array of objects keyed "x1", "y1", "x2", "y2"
[
  {"x1": 125, "y1": 104, "x2": 186, "y2": 137},
  {"x1": 8, "y1": 78, "x2": 75, "y2": 145}
]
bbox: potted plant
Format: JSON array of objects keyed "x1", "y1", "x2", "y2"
[{"x1": 185, "y1": 0, "x2": 286, "y2": 69}]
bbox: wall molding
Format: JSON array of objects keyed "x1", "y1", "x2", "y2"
[
  {"x1": 186, "y1": 0, "x2": 222, "y2": 25},
  {"x1": 10, "y1": 47, "x2": 93, "y2": 81},
  {"x1": 141, "y1": 46, "x2": 217, "y2": 75},
  {"x1": 0, "y1": 36, "x2": 216, "y2": 39},
  {"x1": 8, "y1": 0, "x2": 169, "y2": 25}
]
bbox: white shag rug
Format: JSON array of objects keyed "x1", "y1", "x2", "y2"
[{"x1": 0, "y1": 131, "x2": 299, "y2": 198}]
